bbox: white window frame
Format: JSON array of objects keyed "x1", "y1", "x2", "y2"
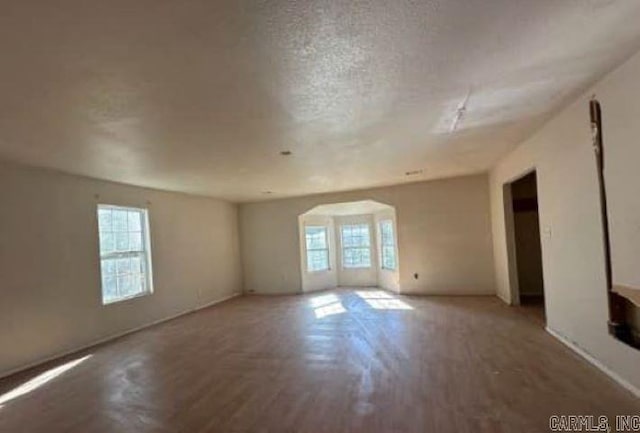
[
  {"x1": 305, "y1": 225, "x2": 330, "y2": 272},
  {"x1": 379, "y1": 219, "x2": 397, "y2": 271},
  {"x1": 97, "y1": 204, "x2": 154, "y2": 305},
  {"x1": 340, "y1": 223, "x2": 372, "y2": 269}
]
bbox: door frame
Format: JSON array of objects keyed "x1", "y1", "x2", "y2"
[{"x1": 503, "y1": 168, "x2": 540, "y2": 306}]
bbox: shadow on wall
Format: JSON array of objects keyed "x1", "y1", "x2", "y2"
[{"x1": 298, "y1": 200, "x2": 400, "y2": 294}]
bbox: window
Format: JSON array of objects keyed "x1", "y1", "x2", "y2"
[
  {"x1": 379, "y1": 220, "x2": 397, "y2": 270},
  {"x1": 341, "y1": 224, "x2": 372, "y2": 268},
  {"x1": 305, "y1": 226, "x2": 330, "y2": 272},
  {"x1": 97, "y1": 205, "x2": 153, "y2": 304}
]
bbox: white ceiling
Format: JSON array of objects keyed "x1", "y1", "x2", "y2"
[{"x1": 1, "y1": 1, "x2": 640, "y2": 202}]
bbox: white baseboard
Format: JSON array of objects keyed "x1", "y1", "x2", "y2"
[
  {"x1": 0, "y1": 292, "x2": 241, "y2": 380},
  {"x1": 401, "y1": 292, "x2": 496, "y2": 297},
  {"x1": 496, "y1": 291, "x2": 511, "y2": 305},
  {"x1": 195, "y1": 293, "x2": 241, "y2": 311},
  {"x1": 244, "y1": 290, "x2": 300, "y2": 295},
  {"x1": 545, "y1": 326, "x2": 640, "y2": 398}
]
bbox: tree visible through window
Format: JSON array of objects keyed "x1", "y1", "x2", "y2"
[
  {"x1": 97, "y1": 205, "x2": 153, "y2": 304},
  {"x1": 305, "y1": 226, "x2": 330, "y2": 272},
  {"x1": 380, "y1": 220, "x2": 397, "y2": 270},
  {"x1": 341, "y1": 224, "x2": 372, "y2": 268}
]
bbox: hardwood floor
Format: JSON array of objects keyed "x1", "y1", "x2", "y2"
[{"x1": 0, "y1": 288, "x2": 638, "y2": 433}]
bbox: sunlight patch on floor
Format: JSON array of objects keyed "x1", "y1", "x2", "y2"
[
  {"x1": 314, "y1": 302, "x2": 347, "y2": 319},
  {"x1": 364, "y1": 299, "x2": 413, "y2": 310},
  {"x1": 356, "y1": 290, "x2": 413, "y2": 310},
  {"x1": 310, "y1": 290, "x2": 413, "y2": 318},
  {"x1": 355, "y1": 290, "x2": 393, "y2": 299},
  {"x1": 0, "y1": 355, "x2": 92, "y2": 407},
  {"x1": 309, "y1": 293, "x2": 340, "y2": 308}
]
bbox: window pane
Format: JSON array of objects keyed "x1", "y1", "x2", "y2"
[
  {"x1": 305, "y1": 226, "x2": 329, "y2": 272},
  {"x1": 307, "y1": 249, "x2": 329, "y2": 272},
  {"x1": 341, "y1": 224, "x2": 371, "y2": 268},
  {"x1": 101, "y1": 258, "x2": 116, "y2": 276},
  {"x1": 341, "y1": 224, "x2": 370, "y2": 248},
  {"x1": 115, "y1": 232, "x2": 129, "y2": 251},
  {"x1": 380, "y1": 220, "x2": 393, "y2": 245},
  {"x1": 116, "y1": 257, "x2": 131, "y2": 274},
  {"x1": 99, "y1": 232, "x2": 114, "y2": 254},
  {"x1": 98, "y1": 209, "x2": 113, "y2": 231},
  {"x1": 97, "y1": 205, "x2": 153, "y2": 304},
  {"x1": 129, "y1": 232, "x2": 142, "y2": 251},
  {"x1": 113, "y1": 210, "x2": 128, "y2": 231},
  {"x1": 128, "y1": 211, "x2": 142, "y2": 231},
  {"x1": 382, "y1": 245, "x2": 396, "y2": 270},
  {"x1": 340, "y1": 226, "x2": 350, "y2": 246},
  {"x1": 102, "y1": 275, "x2": 117, "y2": 302},
  {"x1": 343, "y1": 248, "x2": 356, "y2": 266},
  {"x1": 130, "y1": 275, "x2": 143, "y2": 296},
  {"x1": 361, "y1": 248, "x2": 372, "y2": 267},
  {"x1": 343, "y1": 247, "x2": 371, "y2": 268},
  {"x1": 130, "y1": 256, "x2": 142, "y2": 273},
  {"x1": 117, "y1": 275, "x2": 132, "y2": 297},
  {"x1": 379, "y1": 220, "x2": 396, "y2": 270},
  {"x1": 305, "y1": 226, "x2": 327, "y2": 249}
]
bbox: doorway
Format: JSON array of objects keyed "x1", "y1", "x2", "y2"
[{"x1": 505, "y1": 171, "x2": 546, "y2": 323}]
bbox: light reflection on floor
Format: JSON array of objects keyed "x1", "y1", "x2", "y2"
[
  {"x1": 0, "y1": 355, "x2": 92, "y2": 408},
  {"x1": 355, "y1": 290, "x2": 393, "y2": 299},
  {"x1": 356, "y1": 290, "x2": 413, "y2": 310},
  {"x1": 310, "y1": 289, "x2": 413, "y2": 319},
  {"x1": 314, "y1": 302, "x2": 347, "y2": 318},
  {"x1": 309, "y1": 293, "x2": 340, "y2": 308},
  {"x1": 363, "y1": 298, "x2": 413, "y2": 310}
]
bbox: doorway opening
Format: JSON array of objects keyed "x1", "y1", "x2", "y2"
[{"x1": 504, "y1": 171, "x2": 546, "y2": 323}]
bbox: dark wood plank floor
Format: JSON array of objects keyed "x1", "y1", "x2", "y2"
[{"x1": 0, "y1": 288, "x2": 638, "y2": 433}]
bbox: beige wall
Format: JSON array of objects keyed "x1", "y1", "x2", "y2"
[
  {"x1": 490, "y1": 50, "x2": 640, "y2": 391},
  {"x1": 0, "y1": 161, "x2": 242, "y2": 377},
  {"x1": 240, "y1": 175, "x2": 495, "y2": 295}
]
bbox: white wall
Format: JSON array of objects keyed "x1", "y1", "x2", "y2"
[
  {"x1": 490, "y1": 50, "x2": 640, "y2": 391},
  {"x1": 0, "y1": 161, "x2": 243, "y2": 377},
  {"x1": 299, "y1": 214, "x2": 338, "y2": 292},
  {"x1": 240, "y1": 175, "x2": 495, "y2": 295},
  {"x1": 334, "y1": 214, "x2": 378, "y2": 287}
]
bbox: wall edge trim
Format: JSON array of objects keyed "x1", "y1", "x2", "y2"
[{"x1": 546, "y1": 326, "x2": 640, "y2": 398}]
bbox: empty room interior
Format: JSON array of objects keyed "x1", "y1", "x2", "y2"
[{"x1": 2, "y1": 1, "x2": 640, "y2": 432}]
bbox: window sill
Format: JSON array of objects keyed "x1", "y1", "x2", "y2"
[
  {"x1": 307, "y1": 268, "x2": 331, "y2": 274},
  {"x1": 102, "y1": 291, "x2": 153, "y2": 306}
]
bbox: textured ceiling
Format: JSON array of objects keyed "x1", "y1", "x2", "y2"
[{"x1": 2, "y1": 0, "x2": 640, "y2": 202}]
